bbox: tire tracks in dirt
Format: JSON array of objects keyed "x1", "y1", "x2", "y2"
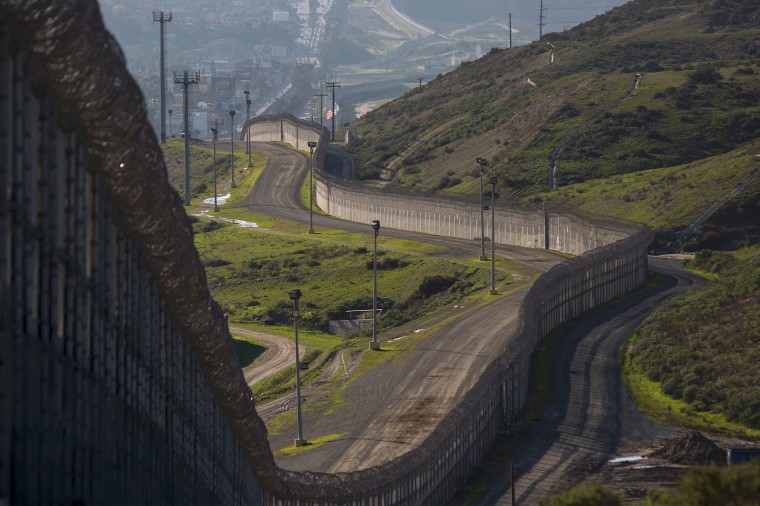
[{"x1": 472, "y1": 257, "x2": 704, "y2": 505}]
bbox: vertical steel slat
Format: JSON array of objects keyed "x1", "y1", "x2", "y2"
[{"x1": 0, "y1": 23, "x2": 14, "y2": 502}]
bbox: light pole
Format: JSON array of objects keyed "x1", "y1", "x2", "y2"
[
  {"x1": 489, "y1": 174, "x2": 498, "y2": 295},
  {"x1": 168, "y1": 109, "x2": 173, "y2": 137},
  {"x1": 244, "y1": 90, "x2": 251, "y2": 166},
  {"x1": 315, "y1": 91, "x2": 327, "y2": 133},
  {"x1": 229, "y1": 110, "x2": 236, "y2": 188},
  {"x1": 289, "y1": 289, "x2": 306, "y2": 447},
  {"x1": 307, "y1": 141, "x2": 317, "y2": 234},
  {"x1": 476, "y1": 157, "x2": 488, "y2": 260},
  {"x1": 211, "y1": 126, "x2": 219, "y2": 212},
  {"x1": 370, "y1": 220, "x2": 381, "y2": 350}
]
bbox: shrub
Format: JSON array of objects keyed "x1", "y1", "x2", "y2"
[
  {"x1": 203, "y1": 258, "x2": 231, "y2": 268},
  {"x1": 416, "y1": 275, "x2": 457, "y2": 299},
  {"x1": 687, "y1": 66, "x2": 724, "y2": 86},
  {"x1": 647, "y1": 461, "x2": 760, "y2": 505},
  {"x1": 542, "y1": 481, "x2": 622, "y2": 506}
]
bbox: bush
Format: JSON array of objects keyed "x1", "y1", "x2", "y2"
[
  {"x1": 541, "y1": 481, "x2": 621, "y2": 506},
  {"x1": 687, "y1": 66, "x2": 723, "y2": 86},
  {"x1": 366, "y1": 256, "x2": 408, "y2": 270},
  {"x1": 647, "y1": 461, "x2": 760, "y2": 505},
  {"x1": 203, "y1": 258, "x2": 231, "y2": 268},
  {"x1": 193, "y1": 219, "x2": 226, "y2": 234},
  {"x1": 416, "y1": 276, "x2": 457, "y2": 299}
]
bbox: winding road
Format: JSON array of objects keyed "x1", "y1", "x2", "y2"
[
  {"x1": 379, "y1": 0, "x2": 435, "y2": 38},
  {"x1": 226, "y1": 141, "x2": 697, "y2": 503},
  {"x1": 229, "y1": 143, "x2": 561, "y2": 272},
  {"x1": 228, "y1": 142, "x2": 562, "y2": 471},
  {"x1": 231, "y1": 326, "x2": 304, "y2": 387}
]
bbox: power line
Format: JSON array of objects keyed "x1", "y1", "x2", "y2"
[
  {"x1": 173, "y1": 70, "x2": 200, "y2": 206},
  {"x1": 153, "y1": 11, "x2": 172, "y2": 144},
  {"x1": 538, "y1": 0, "x2": 546, "y2": 40},
  {"x1": 325, "y1": 81, "x2": 341, "y2": 142},
  {"x1": 314, "y1": 91, "x2": 327, "y2": 131}
]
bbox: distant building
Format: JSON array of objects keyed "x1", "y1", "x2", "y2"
[
  {"x1": 273, "y1": 11, "x2": 289, "y2": 22},
  {"x1": 271, "y1": 45, "x2": 288, "y2": 62}
]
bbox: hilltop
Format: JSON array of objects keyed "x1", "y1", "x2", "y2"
[{"x1": 343, "y1": 0, "x2": 760, "y2": 245}]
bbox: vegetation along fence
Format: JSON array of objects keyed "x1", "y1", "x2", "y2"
[{"x1": 3, "y1": 2, "x2": 651, "y2": 504}]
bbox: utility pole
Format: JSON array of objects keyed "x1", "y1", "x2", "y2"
[
  {"x1": 289, "y1": 289, "x2": 306, "y2": 447},
  {"x1": 370, "y1": 220, "x2": 381, "y2": 350},
  {"x1": 153, "y1": 11, "x2": 172, "y2": 144},
  {"x1": 307, "y1": 141, "x2": 317, "y2": 234},
  {"x1": 539, "y1": 0, "x2": 545, "y2": 40},
  {"x1": 489, "y1": 173, "x2": 498, "y2": 295},
  {"x1": 509, "y1": 13, "x2": 512, "y2": 48},
  {"x1": 173, "y1": 70, "x2": 200, "y2": 206},
  {"x1": 314, "y1": 92, "x2": 327, "y2": 132},
  {"x1": 476, "y1": 157, "x2": 488, "y2": 260},
  {"x1": 229, "y1": 109, "x2": 236, "y2": 188},
  {"x1": 243, "y1": 90, "x2": 251, "y2": 166},
  {"x1": 325, "y1": 81, "x2": 341, "y2": 142},
  {"x1": 417, "y1": 76, "x2": 425, "y2": 87},
  {"x1": 211, "y1": 121, "x2": 219, "y2": 212}
]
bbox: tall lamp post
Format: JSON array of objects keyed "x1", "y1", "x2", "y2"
[
  {"x1": 476, "y1": 157, "x2": 488, "y2": 260},
  {"x1": 489, "y1": 174, "x2": 498, "y2": 295},
  {"x1": 168, "y1": 109, "x2": 173, "y2": 137},
  {"x1": 315, "y1": 91, "x2": 327, "y2": 133},
  {"x1": 307, "y1": 141, "x2": 317, "y2": 234},
  {"x1": 229, "y1": 110, "x2": 236, "y2": 188},
  {"x1": 370, "y1": 220, "x2": 381, "y2": 350},
  {"x1": 211, "y1": 126, "x2": 219, "y2": 212},
  {"x1": 289, "y1": 289, "x2": 306, "y2": 447},
  {"x1": 243, "y1": 90, "x2": 251, "y2": 166}
]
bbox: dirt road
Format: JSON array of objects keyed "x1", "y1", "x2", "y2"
[
  {"x1": 471, "y1": 257, "x2": 704, "y2": 505},
  {"x1": 231, "y1": 326, "x2": 304, "y2": 386}
]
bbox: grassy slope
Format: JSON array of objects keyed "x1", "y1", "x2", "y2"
[
  {"x1": 535, "y1": 140, "x2": 760, "y2": 233},
  {"x1": 623, "y1": 247, "x2": 760, "y2": 439},
  {"x1": 193, "y1": 218, "x2": 515, "y2": 329},
  {"x1": 162, "y1": 138, "x2": 264, "y2": 203},
  {"x1": 162, "y1": 1, "x2": 760, "y2": 441},
  {"x1": 342, "y1": 0, "x2": 760, "y2": 234},
  {"x1": 338, "y1": 0, "x2": 760, "y2": 444}
]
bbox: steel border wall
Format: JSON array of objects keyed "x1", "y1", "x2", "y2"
[
  {"x1": 243, "y1": 116, "x2": 636, "y2": 257},
  {"x1": 0, "y1": 20, "x2": 262, "y2": 506},
  {"x1": 252, "y1": 116, "x2": 651, "y2": 505}
]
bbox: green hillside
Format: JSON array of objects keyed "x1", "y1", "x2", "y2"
[{"x1": 342, "y1": 0, "x2": 760, "y2": 238}]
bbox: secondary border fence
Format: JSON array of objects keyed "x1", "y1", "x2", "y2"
[
  {"x1": 252, "y1": 118, "x2": 651, "y2": 505},
  {"x1": 3, "y1": 2, "x2": 651, "y2": 505}
]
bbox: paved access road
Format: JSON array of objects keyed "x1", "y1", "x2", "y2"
[
  {"x1": 229, "y1": 142, "x2": 561, "y2": 272},
  {"x1": 228, "y1": 142, "x2": 563, "y2": 471},
  {"x1": 379, "y1": 0, "x2": 434, "y2": 38}
]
